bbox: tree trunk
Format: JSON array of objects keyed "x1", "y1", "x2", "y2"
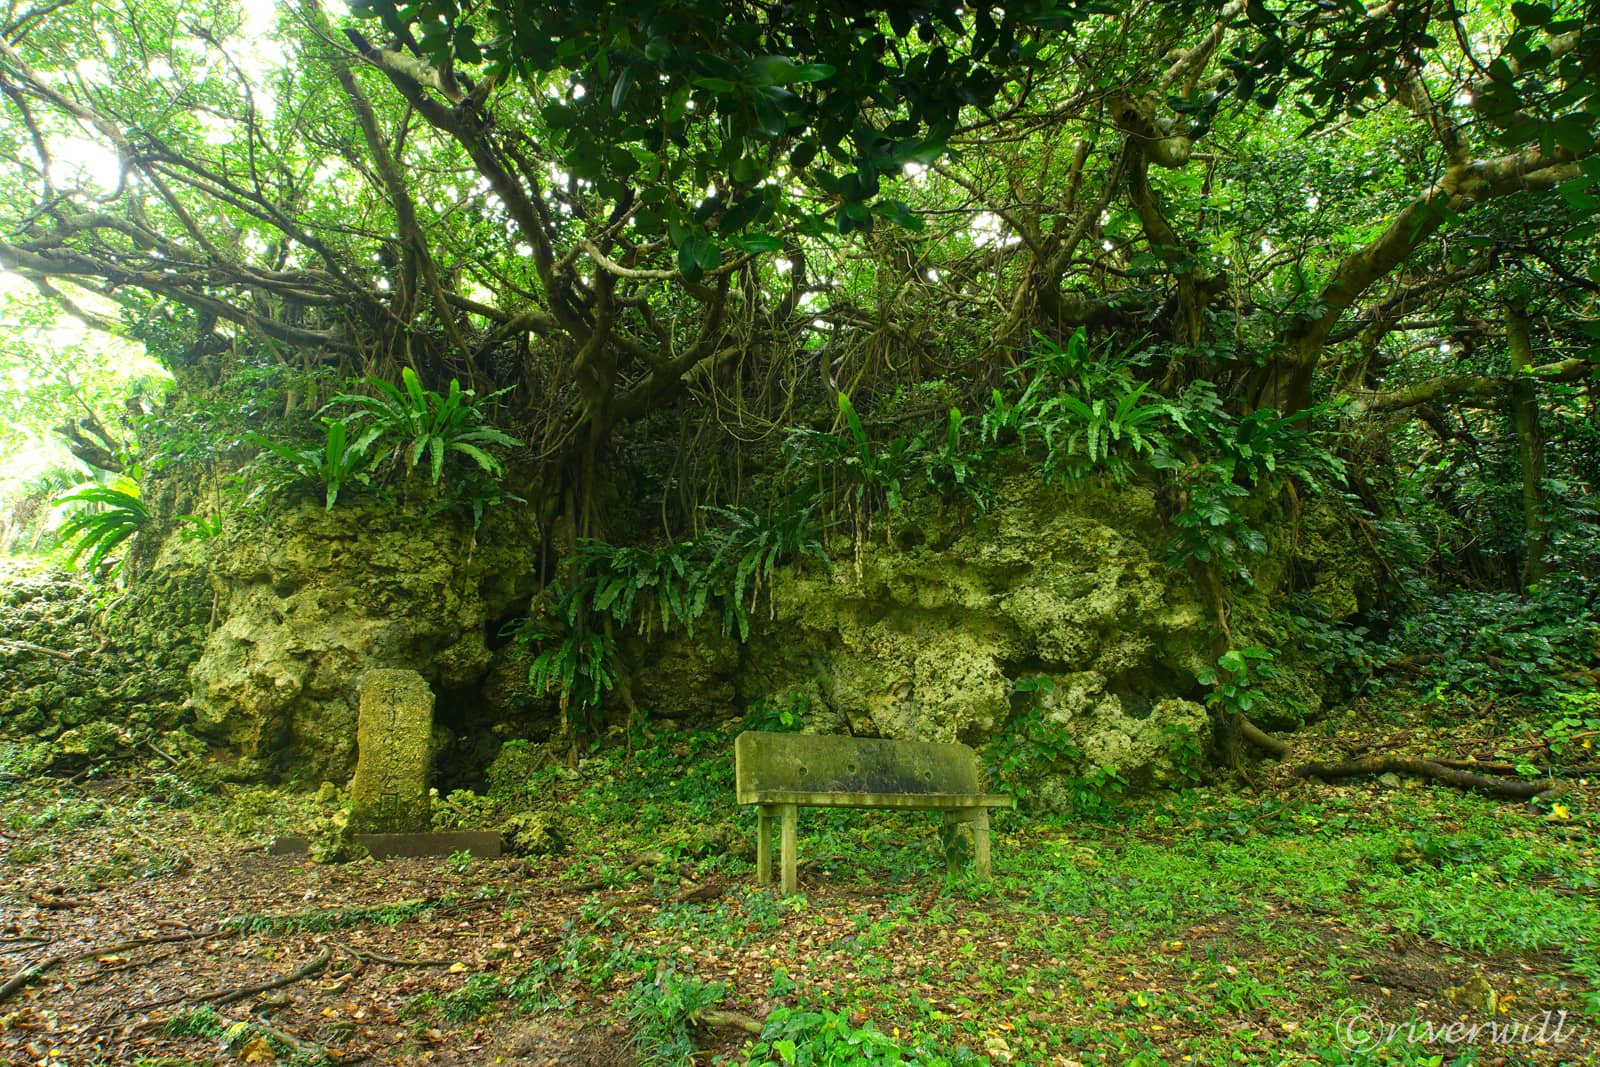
[{"x1": 1504, "y1": 301, "x2": 1549, "y2": 588}]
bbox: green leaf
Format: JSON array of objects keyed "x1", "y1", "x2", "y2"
[
  {"x1": 676, "y1": 235, "x2": 722, "y2": 281},
  {"x1": 897, "y1": 137, "x2": 948, "y2": 166},
  {"x1": 428, "y1": 436, "x2": 446, "y2": 483},
  {"x1": 611, "y1": 65, "x2": 635, "y2": 111},
  {"x1": 871, "y1": 199, "x2": 924, "y2": 231},
  {"x1": 731, "y1": 233, "x2": 784, "y2": 253},
  {"x1": 1511, "y1": 2, "x2": 1552, "y2": 27},
  {"x1": 449, "y1": 442, "x2": 503, "y2": 476},
  {"x1": 1552, "y1": 112, "x2": 1595, "y2": 154},
  {"x1": 789, "y1": 63, "x2": 835, "y2": 83}
]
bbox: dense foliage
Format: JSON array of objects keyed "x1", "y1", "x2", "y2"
[{"x1": 1, "y1": 0, "x2": 1597, "y2": 746}]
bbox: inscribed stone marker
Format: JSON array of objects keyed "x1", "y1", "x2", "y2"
[{"x1": 349, "y1": 669, "x2": 434, "y2": 833}]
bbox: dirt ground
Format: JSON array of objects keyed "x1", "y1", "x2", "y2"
[{"x1": 3, "y1": 739, "x2": 1598, "y2": 1066}]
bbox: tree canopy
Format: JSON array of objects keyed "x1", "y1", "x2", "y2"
[{"x1": 0, "y1": 0, "x2": 1595, "y2": 548}]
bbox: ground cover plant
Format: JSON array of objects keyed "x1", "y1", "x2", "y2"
[{"x1": 2, "y1": 696, "x2": 1596, "y2": 1067}]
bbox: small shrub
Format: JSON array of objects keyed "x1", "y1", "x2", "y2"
[
  {"x1": 625, "y1": 964, "x2": 728, "y2": 1067},
  {"x1": 745, "y1": 1006, "x2": 979, "y2": 1066},
  {"x1": 431, "y1": 788, "x2": 498, "y2": 829},
  {"x1": 1388, "y1": 575, "x2": 1596, "y2": 703}
]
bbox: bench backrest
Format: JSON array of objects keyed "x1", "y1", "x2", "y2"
[{"x1": 735, "y1": 731, "x2": 982, "y2": 803}]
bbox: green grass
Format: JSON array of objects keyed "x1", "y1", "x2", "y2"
[
  {"x1": 517, "y1": 725, "x2": 1597, "y2": 1066},
  {"x1": 8, "y1": 716, "x2": 1597, "y2": 1067},
  {"x1": 162, "y1": 1006, "x2": 226, "y2": 1038},
  {"x1": 221, "y1": 897, "x2": 452, "y2": 936}
]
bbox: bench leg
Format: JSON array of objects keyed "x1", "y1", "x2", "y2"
[
  {"x1": 942, "y1": 812, "x2": 965, "y2": 876},
  {"x1": 779, "y1": 803, "x2": 798, "y2": 895},
  {"x1": 756, "y1": 808, "x2": 773, "y2": 885},
  {"x1": 973, "y1": 807, "x2": 992, "y2": 881}
]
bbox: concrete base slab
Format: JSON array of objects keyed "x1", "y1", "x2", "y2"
[{"x1": 268, "y1": 830, "x2": 502, "y2": 859}]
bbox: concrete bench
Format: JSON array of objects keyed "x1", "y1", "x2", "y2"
[{"x1": 734, "y1": 730, "x2": 1014, "y2": 894}]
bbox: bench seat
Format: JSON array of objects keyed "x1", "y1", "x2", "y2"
[
  {"x1": 747, "y1": 789, "x2": 1014, "y2": 810},
  {"x1": 735, "y1": 731, "x2": 1014, "y2": 894}
]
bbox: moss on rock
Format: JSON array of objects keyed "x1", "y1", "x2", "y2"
[
  {"x1": 182, "y1": 497, "x2": 542, "y2": 782},
  {"x1": 739, "y1": 475, "x2": 1217, "y2": 792}
]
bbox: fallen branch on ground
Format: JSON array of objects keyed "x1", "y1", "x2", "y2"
[
  {"x1": 1293, "y1": 755, "x2": 1564, "y2": 800},
  {"x1": 694, "y1": 1008, "x2": 764, "y2": 1034},
  {"x1": 0, "y1": 930, "x2": 217, "y2": 1005}
]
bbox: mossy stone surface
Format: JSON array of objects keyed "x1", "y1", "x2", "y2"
[
  {"x1": 181, "y1": 495, "x2": 542, "y2": 782},
  {"x1": 348, "y1": 669, "x2": 435, "y2": 833}
]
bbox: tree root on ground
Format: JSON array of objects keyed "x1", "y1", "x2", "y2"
[
  {"x1": 348, "y1": 947, "x2": 453, "y2": 967},
  {"x1": 1293, "y1": 755, "x2": 1567, "y2": 801},
  {"x1": 1431, "y1": 757, "x2": 1600, "y2": 777},
  {"x1": 205, "y1": 946, "x2": 333, "y2": 1007},
  {"x1": 569, "y1": 850, "x2": 671, "y2": 892},
  {"x1": 1241, "y1": 719, "x2": 1288, "y2": 759},
  {"x1": 0, "y1": 953, "x2": 65, "y2": 1003},
  {"x1": 128, "y1": 945, "x2": 333, "y2": 1013},
  {"x1": 227, "y1": 1012, "x2": 327, "y2": 1062},
  {"x1": 0, "y1": 930, "x2": 220, "y2": 1005}
]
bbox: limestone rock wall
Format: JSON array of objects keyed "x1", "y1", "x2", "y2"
[
  {"x1": 728, "y1": 475, "x2": 1218, "y2": 793},
  {"x1": 80, "y1": 456, "x2": 1373, "y2": 799},
  {"x1": 0, "y1": 557, "x2": 199, "y2": 769},
  {"x1": 183, "y1": 499, "x2": 543, "y2": 782},
  {"x1": 625, "y1": 475, "x2": 1374, "y2": 801}
]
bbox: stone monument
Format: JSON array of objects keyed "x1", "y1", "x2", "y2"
[{"x1": 348, "y1": 668, "x2": 434, "y2": 833}]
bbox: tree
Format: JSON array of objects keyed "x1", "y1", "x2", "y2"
[{"x1": 0, "y1": 0, "x2": 1594, "y2": 557}]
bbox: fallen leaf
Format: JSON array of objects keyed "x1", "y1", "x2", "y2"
[{"x1": 239, "y1": 1035, "x2": 275, "y2": 1063}]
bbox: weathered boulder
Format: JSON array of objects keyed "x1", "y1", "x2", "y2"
[
  {"x1": 500, "y1": 811, "x2": 566, "y2": 856},
  {"x1": 184, "y1": 496, "x2": 541, "y2": 782},
  {"x1": 738, "y1": 476, "x2": 1215, "y2": 794},
  {"x1": 348, "y1": 669, "x2": 434, "y2": 833},
  {"x1": 1031, "y1": 678, "x2": 1209, "y2": 794},
  {"x1": 0, "y1": 558, "x2": 197, "y2": 769}
]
